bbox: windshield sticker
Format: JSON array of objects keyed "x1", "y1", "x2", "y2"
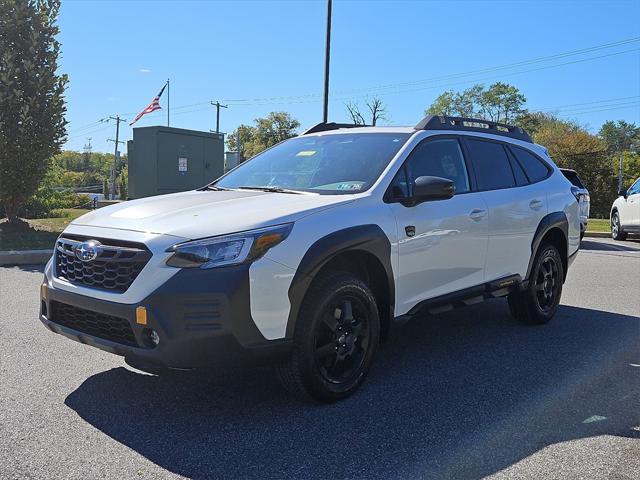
[
  {"x1": 336, "y1": 182, "x2": 363, "y2": 190},
  {"x1": 296, "y1": 150, "x2": 317, "y2": 157}
]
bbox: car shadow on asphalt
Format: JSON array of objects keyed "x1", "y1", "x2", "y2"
[
  {"x1": 581, "y1": 239, "x2": 640, "y2": 251},
  {"x1": 64, "y1": 301, "x2": 640, "y2": 479}
]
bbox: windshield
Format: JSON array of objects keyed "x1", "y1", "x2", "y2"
[{"x1": 215, "y1": 132, "x2": 411, "y2": 194}]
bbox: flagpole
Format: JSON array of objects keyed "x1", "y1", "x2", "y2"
[{"x1": 167, "y1": 78, "x2": 170, "y2": 127}]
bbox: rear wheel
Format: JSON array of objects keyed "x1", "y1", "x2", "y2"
[
  {"x1": 611, "y1": 212, "x2": 627, "y2": 241},
  {"x1": 508, "y1": 243, "x2": 564, "y2": 325},
  {"x1": 276, "y1": 272, "x2": 380, "y2": 403}
]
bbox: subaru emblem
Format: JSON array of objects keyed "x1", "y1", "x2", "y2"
[{"x1": 75, "y1": 240, "x2": 101, "y2": 262}]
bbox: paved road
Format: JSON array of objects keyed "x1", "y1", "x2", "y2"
[{"x1": 1, "y1": 238, "x2": 639, "y2": 480}]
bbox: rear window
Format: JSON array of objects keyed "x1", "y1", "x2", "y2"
[
  {"x1": 465, "y1": 139, "x2": 516, "y2": 190},
  {"x1": 561, "y1": 169, "x2": 585, "y2": 188},
  {"x1": 511, "y1": 146, "x2": 550, "y2": 183}
]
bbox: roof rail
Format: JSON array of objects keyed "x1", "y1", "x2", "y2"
[
  {"x1": 414, "y1": 115, "x2": 532, "y2": 143},
  {"x1": 302, "y1": 122, "x2": 369, "y2": 135}
]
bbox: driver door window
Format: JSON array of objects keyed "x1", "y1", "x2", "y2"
[{"x1": 391, "y1": 138, "x2": 470, "y2": 199}]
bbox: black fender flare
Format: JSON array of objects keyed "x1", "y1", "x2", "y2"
[
  {"x1": 285, "y1": 224, "x2": 394, "y2": 338},
  {"x1": 525, "y1": 211, "x2": 568, "y2": 281}
]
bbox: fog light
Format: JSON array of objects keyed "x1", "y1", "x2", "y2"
[
  {"x1": 149, "y1": 330, "x2": 160, "y2": 346},
  {"x1": 41, "y1": 283, "x2": 48, "y2": 299}
]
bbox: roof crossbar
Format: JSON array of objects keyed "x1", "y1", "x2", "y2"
[
  {"x1": 414, "y1": 115, "x2": 532, "y2": 143},
  {"x1": 302, "y1": 122, "x2": 369, "y2": 135}
]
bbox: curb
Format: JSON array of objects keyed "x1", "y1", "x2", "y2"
[
  {"x1": 0, "y1": 249, "x2": 52, "y2": 266},
  {"x1": 583, "y1": 231, "x2": 611, "y2": 238}
]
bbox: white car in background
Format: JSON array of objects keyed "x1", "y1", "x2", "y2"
[{"x1": 611, "y1": 177, "x2": 640, "y2": 240}]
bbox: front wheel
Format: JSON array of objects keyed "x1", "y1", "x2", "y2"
[
  {"x1": 611, "y1": 212, "x2": 627, "y2": 241},
  {"x1": 508, "y1": 243, "x2": 564, "y2": 325},
  {"x1": 276, "y1": 273, "x2": 380, "y2": 403}
]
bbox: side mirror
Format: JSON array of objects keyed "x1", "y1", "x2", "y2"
[
  {"x1": 619, "y1": 188, "x2": 627, "y2": 198},
  {"x1": 410, "y1": 176, "x2": 455, "y2": 205}
]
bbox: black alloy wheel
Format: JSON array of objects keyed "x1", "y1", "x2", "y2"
[
  {"x1": 534, "y1": 254, "x2": 560, "y2": 315},
  {"x1": 314, "y1": 295, "x2": 372, "y2": 385},
  {"x1": 277, "y1": 273, "x2": 380, "y2": 403}
]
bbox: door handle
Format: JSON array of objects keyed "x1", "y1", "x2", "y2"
[
  {"x1": 529, "y1": 199, "x2": 543, "y2": 210},
  {"x1": 469, "y1": 208, "x2": 487, "y2": 221}
]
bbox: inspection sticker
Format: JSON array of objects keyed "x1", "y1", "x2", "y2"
[{"x1": 296, "y1": 150, "x2": 317, "y2": 157}]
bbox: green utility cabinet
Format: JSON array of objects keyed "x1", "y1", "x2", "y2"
[{"x1": 127, "y1": 126, "x2": 224, "y2": 199}]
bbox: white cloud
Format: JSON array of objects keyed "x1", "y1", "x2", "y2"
[{"x1": 139, "y1": 68, "x2": 151, "y2": 74}]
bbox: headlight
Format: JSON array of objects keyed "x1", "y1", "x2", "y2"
[{"x1": 166, "y1": 223, "x2": 293, "y2": 269}]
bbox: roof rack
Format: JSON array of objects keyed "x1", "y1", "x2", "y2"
[
  {"x1": 302, "y1": 122, "x2": 369, "y2": 135},
  {"x1": 414, "y1": 115, "x2": 532, "y2": 143}
]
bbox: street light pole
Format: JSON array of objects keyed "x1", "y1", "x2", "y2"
[{"x1": 322, "y1": 0, "x2": 332, "y2": 124}]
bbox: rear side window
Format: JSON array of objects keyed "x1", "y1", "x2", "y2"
[
  {"x1": 511, "y1": 146, "x2": 550, "y2": 183},
  {"x1": 465, "y1": 139, "x2": 515, "y2": 190},
  {"x1": 561, "y1": 169, "x2": 585, "y2": 188}
]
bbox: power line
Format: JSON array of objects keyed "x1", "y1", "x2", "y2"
[{"x1": 107, "y1": 36, "x2": 640, "y2": 115}]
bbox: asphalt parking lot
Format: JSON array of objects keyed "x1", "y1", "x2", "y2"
[{"x1": 1, "y1": 237, "x2": 639, "y2": 480}]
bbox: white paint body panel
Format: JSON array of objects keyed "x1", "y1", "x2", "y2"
[
  {"x1": 46, "y1": 126, "x2": 580, "y2": 341},
  {"x1": 613, "y1": 178, "x2": 640, "y2": 227}
]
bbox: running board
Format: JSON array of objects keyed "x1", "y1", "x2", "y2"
[{"x1": 398, "y1": 274, "x2": 522, "y2": 320}]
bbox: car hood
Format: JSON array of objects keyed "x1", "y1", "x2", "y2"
[{"x1": 71, "y1": 189, "x2": 354, "y2": 239}]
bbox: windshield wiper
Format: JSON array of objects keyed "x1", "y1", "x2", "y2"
[
  {"x1": 200, "y1": 184, "x2": 230, "y2": 191},
  {"x1": 237, "y1": 186, "x2": 302, "y2": 194}
]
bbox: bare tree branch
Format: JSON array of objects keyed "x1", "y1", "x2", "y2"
[{"x1": 346, "y1": 102, "x2": 366, "y2": 125}]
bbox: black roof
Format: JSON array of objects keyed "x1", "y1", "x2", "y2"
[
  {"x1": 302, "y1": 122, "x2": 368, "y2": 135},
  {"x1": 414, "y1": 115, "x2": 532, "y2": 143}
]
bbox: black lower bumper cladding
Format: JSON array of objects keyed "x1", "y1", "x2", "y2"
[{"x1": 40, "y1": 265, "x2": 291, "y2": 369}]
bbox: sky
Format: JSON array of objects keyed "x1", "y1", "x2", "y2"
[{"x1": 58, "y1": 0, "x2": 640, "y2": 153}]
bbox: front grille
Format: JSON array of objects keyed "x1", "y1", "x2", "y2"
[
  {"x1": 55, "y1": 236, "x2": 151, "y2": 293},
  {"x1": 50, "y1": 301, "x2": 138, "y2": 347}
]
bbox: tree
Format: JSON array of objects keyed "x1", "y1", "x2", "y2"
[
  {"x1": 227, "y1": 124, "x2": 255, "y2": 161},
  {"x1": 599, "y1": 120, "x2": 640, "y2": 153},
  {"x1": 532, "y1": 114, "x2": 615, "y2": 217},
  {"x1": 0, "y1": 0, "x2": 68, "y2": 223},
  {"x1": 227, "y1": 112, "x2": 300, "y2": 159},
  {"x1": 345, "y1": 97, "x2": 389, "y2": 126},
  {"x1": 599, "y1": 120, "x2": 640, "y2": 189},
  {"x1": 426, "y1": 82, "x2": 526, "y2": 124}
]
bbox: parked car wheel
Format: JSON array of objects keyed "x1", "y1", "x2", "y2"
[
  {"x1": 611, "y1": 211, "x2": 627, "y2": 241},
  {"x1": 277, "y1": 272, "x2": 380, "y2": 403},
  {"x1": 508, "y1": 243, "x2": 564, "y2": 325}
]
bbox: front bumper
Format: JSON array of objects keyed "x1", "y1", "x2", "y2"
[{"x1": 40, "y1": 265, "x2": 292, "y2": 369}]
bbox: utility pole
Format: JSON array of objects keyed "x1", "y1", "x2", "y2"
[
  {"x1": 211, "y1": 101, "x2": 228, "y2": 133},
  {"x1": 107, "y1": 115, "x2": 127, "y2": 200},
  {"x1": 322, "y1": 0, "x2": 332, "y2": 123},
  {"x1": 82, "y1": 137, "x2": 92, "y2": 171}
]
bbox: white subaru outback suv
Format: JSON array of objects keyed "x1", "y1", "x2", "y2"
[{"x1": 40, "y1": 116, "x2": 580, "y2": 402}]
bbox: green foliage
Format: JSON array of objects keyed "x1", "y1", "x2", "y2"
[
  {"x1": 19, "y1": 186, "x2": 90, "y2": 219},
  {"x1": 599, "y1": 120, "x2": 640, "y2": 153},
  {"x1": 0, "y1": 0, "x2": 68, "y2": 222},
  {"x1": 426, "y1": 82, "x2": 527, "y2": 124},
  {"x1": 117, "y1": 165, "x2": 128, "y2": 200},
  {"x1": 228, "y1": 112, "x2": 300, "y2": 160},
  {"x1": 598, "y1": 121, "x2": 640, "y2": 187},
  {"x1": 532, "y1": 114, "x2": 616, "y2": 217}
]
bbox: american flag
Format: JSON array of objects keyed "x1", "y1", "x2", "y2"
[{"x1": 129, "y1": 83, "x2": 167, "y2": 126}]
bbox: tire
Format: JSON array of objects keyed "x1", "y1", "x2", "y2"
[
  {"x1": 611, "y1": 211, "x2": 627, "y2": 241},
  {"x1": 276, "y1": 272, "x2": 380, "y2": 403},
  {"x1": 508, "y1": 243, "x2": 564, "y2": 325}
]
